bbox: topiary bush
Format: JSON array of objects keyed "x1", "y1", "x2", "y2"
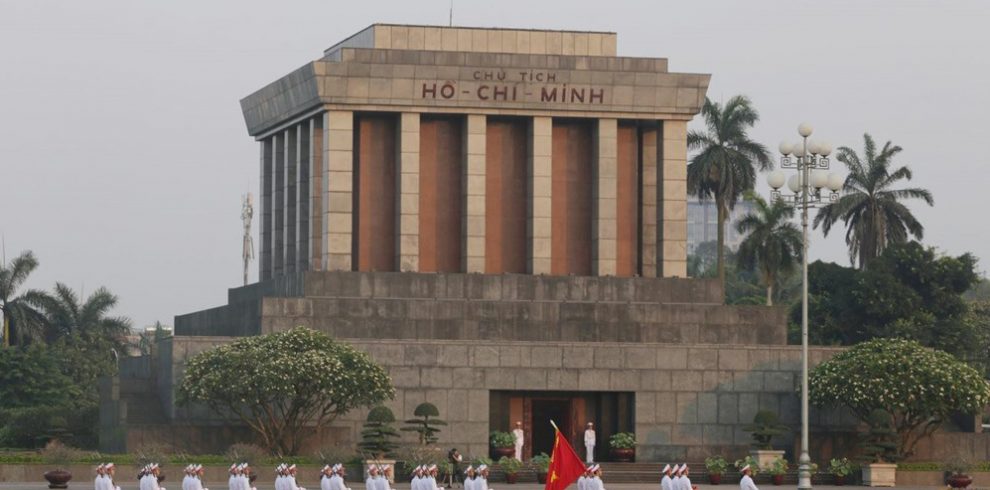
[
  {"x1": 358, "y1": 405, "x2": 401, "y2": 458},
  {"x1": 401, "y1": 402, "x2": 447, "y2": 445},
  {"x1": 742, "y1": 410, "x2": 789, "y2": 449}
]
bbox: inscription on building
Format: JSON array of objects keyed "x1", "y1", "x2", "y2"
[{"x1": 420, "y1": 69, "x2": 605, "y2": 105}]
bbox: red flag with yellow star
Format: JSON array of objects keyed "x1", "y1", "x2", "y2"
[{"x1": 545, "y1": 423, "x2": 585, "y2": 490}]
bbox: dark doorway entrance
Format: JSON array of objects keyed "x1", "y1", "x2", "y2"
[
  {"x1": 490, "y1": 390, "x2": 635, "y2": 461},
  {"x1": 531, "y1": 399, "x2": 571, "y2": 457}
]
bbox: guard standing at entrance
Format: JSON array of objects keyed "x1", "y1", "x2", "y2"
[
  {"x1": 584, "y1": 423, "x2": 596, "y2": 463},
  {"x1": 512, "y1": 421, "x2": 525, "y2": 461}
]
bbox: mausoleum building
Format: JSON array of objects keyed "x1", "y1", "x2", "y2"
[{"x1": 99, "y1": 24, "x2": 881, "y2": 463}]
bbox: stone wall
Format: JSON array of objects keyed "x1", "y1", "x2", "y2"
[
  {"x1": 104, "y1": 335, "x2": 856, "y2": 460},
  {"x1": 175, "y1": 272, "x2": 787, "y2": 346}
]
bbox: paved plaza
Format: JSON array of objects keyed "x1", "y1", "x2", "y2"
[{"x1": 0, "y1": 484, "x2": 949, "y2": 490}]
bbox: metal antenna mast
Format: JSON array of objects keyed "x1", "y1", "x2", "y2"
[
  {"x1": 449, "y1": 0, "x2": 453, "y2": 26},
  {"x1": 241, "y1": 193, "x2": 255, "y2": 286}
]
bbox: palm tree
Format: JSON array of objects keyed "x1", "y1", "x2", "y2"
[
  {"x1": 735, "y1": 193, "x2": 803, "y2": 306},
  {"x1": 814, "y1": 133, "x2": 934, "y2": 268},
  {"x1": 0, "y1": 251, "x2": 51, "y2": 346},
  {"x1": 687, "y1": 96, "x2": 772, "y2": 287},
  {"x1": 42, "y1": 283, "x2": 131, "y2": 349}
]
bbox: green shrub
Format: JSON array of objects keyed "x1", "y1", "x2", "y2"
[
  {"x1": 531, "y1": 453, "x2": 550, "y2": 473},
  {"x1": 608, "y1": 432, "x2": 636, "y2": 449},
  {"x1": 828, "y1": 458, "x2": 853, "y2": 477},
  {"x1": 358, "y1": 406, "x2": 400, "y2": 458},
  {"x1": 734, "y1": 456, "x2": 760, "y2": 476},
  {"x1": 765, "y1": 457, "x2": 789, "y2": 476},
  {"x1": 498, "y1": 456, "x2": 522, "y2": 475},
  {"x1": 489, "y1": 431, "x2": 514, "y2": 448},
  {"x1": 705, "y1": 456, "x2": 729, "y2": 475},
  {"x1": 401, "y1": 403, "x2": 447, "y2": 445},
  {"x1": 225, "y1": 444, "x2": 269, "y2": 465}
]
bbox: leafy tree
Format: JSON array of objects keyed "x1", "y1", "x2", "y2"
[
  {"x1": 177, "y1": 327, "x2": 394, "y2": 455},
  {"x1": 687, "y1": 96, "x2": 772, "y2": 287},
  {"x1": 800, "y1": 242, "x2": 979, "y2": 356},
  {"x1": 402, "y1": 402, "x2": 447, "y2": 445},
  {"x1": 735, "y1": 193, "x2": 802, "y2": 305},
  {"x1": 810, "y1": 338, "x2": 990, "y2": 459},
  {"x1": 358, "y1": 405, "x2": 401, "y2": 458},
  {"x1": 137, "y1": 321, "x2": 173, "y2": 355},
  {"x1": 0, "y1": 344, "x2": 76, "y2": 408},
  {"x1": 41, "y1": 283, "x2": 131, "y2": 348},
  {"x1": 0, "y1": 251, "x2": 51, "y2": 346},
  {"x1": 814, "y1": 133, "x2": 933, "y2": 269}
]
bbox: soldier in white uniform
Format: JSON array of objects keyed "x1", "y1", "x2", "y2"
[
  {"x1": 426, "y1": 465, "x2": 441, "y2": 490},
  {"x1": 105, "y1": 463, "x2": 121, "y2": 490},
  {"x1": 739, "y1": 465, "x2": 758, "y2": 490},
  {"x1": 192, "y1": 465, "x2": 209, "y2": 490},
  {"x1": 365, "y1": 465, "x2": 378, "y2": 490},
  {"x1": 410, "y1": 466, "x2": 423, "y2": 490},
  {"x1": 475, "y1": 466, "x2": 490, "y2": 490},
  {"x1": 660, "y1": 464, "x2": 672, "y2": 490},
  {"x1": 182, "y1": 465, "x2": 194, "y2": 490},
  {"x1": 320, "y1": 466, "x2": 333, "y2": 490},
  {"x1": 287, "y1": 464, "x2": 306, "y2": 490},
  {"x1": 95, "y1": 464, "x2": 107, "y2": 490},
  {"x1": 512, "y1": 422, "x2": 525, "y2": 461},
  {"x1": 576, "y1": 466, "x2": 589, "y2": 490},
  {"x1": 329, "y1": 464, "x2": 349, "y2": 490},
  {"x1": 463, "y1": 466, "x2": 476, "y2": 490},
  {"x1": 584, "y1": 423, "x2": 596, "y2": 463},
  {"x1": 588, "y1": 465, "x2": 605, "y2": 490},
  {"x1": 375, "y1": 465, "x2": 392, "y2": 490},
  {"x1": 678, "y1": 464, "x2": 692, "y2": 490},
  {"x1": 230, "y1": 465, "x2": 241, "y2": 490}
]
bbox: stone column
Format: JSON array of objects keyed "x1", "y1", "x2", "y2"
[
  {"x1": 464, "y1": 114, "x2": 487, "y2": 273},
  {"x1": 308, "y1": 116, "x2": 324, "y2": 271},
  {"x1": 296, "y1": 122, "x2": 311, "y2": 272},
  {"x1": 594, "y1": 118, "x2": 618, "y2": 276},
  {"x1": 660, "y1": 120, "x2": 688, "y2": 277},
  {"x1": 259, "y1": 138, "x2": 274, "y2": 280},
  {"x1": 273, "y1": 133, "x2": 285, "y2": 276},
  {"x1": 640, "y1": 124, "x2": 660, "y2": 277},
  {"x1": 285, "y1": 127, "x2": 298, "y2": 274},
  {"x1": 528, "y1": 116, "x2": 552, "y2": 275},
  {"x1": 398, "y1": 112, "x2": 420, "y2": 272},
  {"x1": 323, "y1": 110, "x2": 354, "y2": 271}
]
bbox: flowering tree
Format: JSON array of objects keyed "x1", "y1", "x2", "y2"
[
  {"x1": 177, "y1": 327, "x2": 394, "y2": 455},
  {"x1": 810, "y1": 338, "x2": 990, "y2": 459}
]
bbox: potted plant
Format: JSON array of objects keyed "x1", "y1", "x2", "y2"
[
  {"x1": 41, "y1": 441, "x2": 77, "y2": 489},
  {"x1": 742, "y1": 410, "x2": 789, "y2": 469},
  {"x1": 829, "y1": 458, "x2": 852, "y2": 486},
  {"x1": 531, "y1": 453, "x2": 551, "y2": 484},
  {"x1": 490, "y1": 431, "x2": 516, "y2": 459},
  {"x1": 859, "y1": 410, "x2": 899, "y2": 487},
  {"x1": 705, "y1": 456, "x2": 729, "y2": 485},
  {"x1": 943, "y1": 456, "x2": 974, "y2": 489},
  {"x1": 498, "y1": 456, "x2": 522, "y2": 484},
  {"x1": 608, "y1": 432, "x2": 636, "y2": 462},
  {"x1": 766, "y1": 457, "x2": 788, "y2": 486}
]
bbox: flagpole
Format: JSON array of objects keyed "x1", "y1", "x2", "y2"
[{"x1": 550, "y1": 419, "x2": 560, "y2": 432}]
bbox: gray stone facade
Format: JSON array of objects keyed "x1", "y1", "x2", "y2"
[{"x1": 101, "y1": 334, "x2": 858, "y2": 461}]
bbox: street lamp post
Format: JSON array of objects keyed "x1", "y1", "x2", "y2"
[{"x1": 765, "y1": 123, "x2": 843, "y2": 490}]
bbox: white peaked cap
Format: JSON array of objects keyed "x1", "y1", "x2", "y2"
[
  {"x1": 680, "y1": 464, "x2": 689, "y2": 473},
  {"x1": 106, "y1": 463, "x2": 115, "y2": 469},
  {"x1": 671, "y1": 464, "x2": 680, "y2": 474},
  {"x1": 288, "y1": 464, "x2": 297, "y2": 471},
  {"x1": 464, "y1": 466, "x2": 474, "y2": 474},
  {"x1": 477, "y1": 465, "x2": 488, "y2": 471},
  {"x1": 368, "y1": 465, "x2": 377, "y2": 471},
  {"x1": 741, "y1": 465, "x2": 751, "y2": 474},
  {"x1": 429, "y1": 465, "x2": 437, "y2": 471},
  {"x1": 593, "y1": 465, "x2": 601, "y2": 472},
  {"x1": 196, "y1": 465, "x2": 203, "y2": 471},
  {"x1": 662, "y1": 464, "x2": 671, "y2": 473}
]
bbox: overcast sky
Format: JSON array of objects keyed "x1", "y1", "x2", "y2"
[{"x1": 1, "y1": 1, "x2": 987, "y2": 328}]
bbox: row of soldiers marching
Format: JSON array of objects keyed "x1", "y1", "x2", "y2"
[
  {"x1": 576, "y1": 464, "x2": 605, "y2": 490},
  {"x1": 94, "y1": 463, "x2": 121, "y2": 490}
]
